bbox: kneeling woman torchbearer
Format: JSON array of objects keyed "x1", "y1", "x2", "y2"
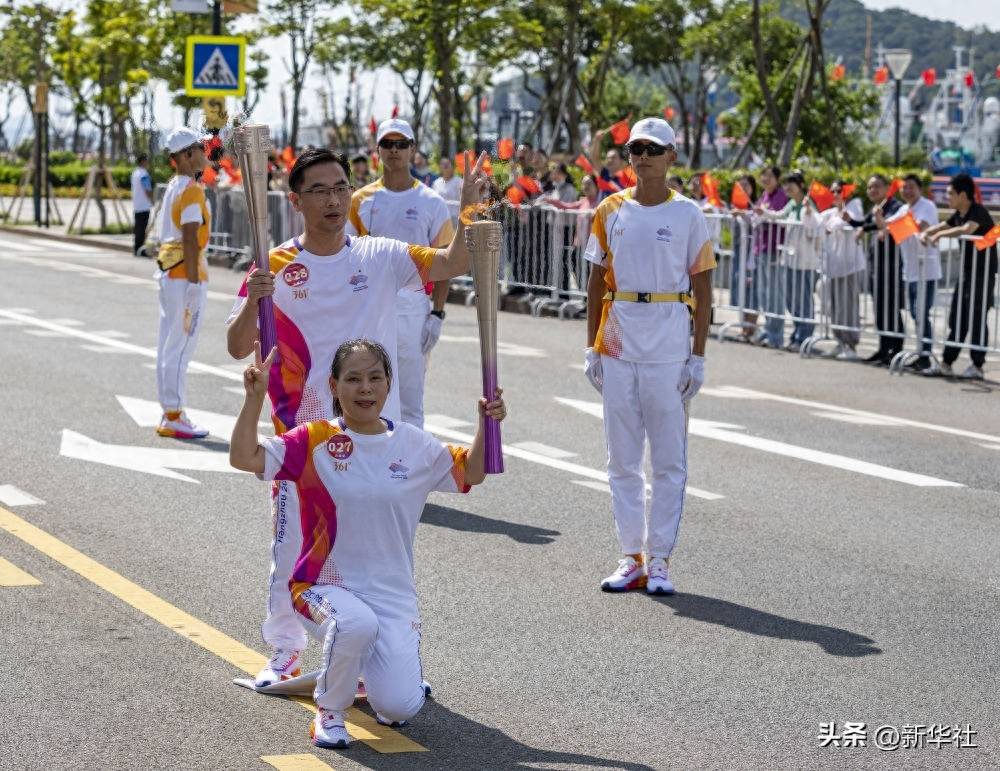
[{"x1": 231, "y1": 338, "x2": 506, "y2": 749}]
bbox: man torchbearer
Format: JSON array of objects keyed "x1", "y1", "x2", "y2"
[{"x1": 583, "y1": 117, "x2": 715, "y2": 595}]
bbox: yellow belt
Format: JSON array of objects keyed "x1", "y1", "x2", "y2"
[{"x1": 603, "y1": 291, "x2": 695, "y2": 312}]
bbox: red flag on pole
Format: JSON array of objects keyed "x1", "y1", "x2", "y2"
[
  {"x1": 574, "y1": 154, "x2": 595, "y2": 175},
  {"x1": 874, "y1": 66, "x2": 889, "y2": 85},
  {"x1": 887, "y1": 212, "x2": 920, "y2": 245},
  {"x1": 975, "y1": 223, "x2": 1000, "y2": 250},
  {"x1": 497, "y1": 137, "x2": 514, "y2": 160},
  {"x1": 663, "y1": 106, "x2": 675, "y2": 121},
  {"x1": 609, "y1": 118, "x2": 631, "y2": 145},
  {"x1": 368, "y1": 117, "x2": 377, "y2": 137},
  {"x1": 731, "y1": 183, "x2": 750, "y2": 210},
  {"x1": 965, "y1": 71, "x2": 976, "y2": 88},
  {"x1": 887, "y1": 178, "x2": 904, "y2": 198},
  {"x1": 921, "y1": 68, "x2": 936, "y2": 86},
  {"x1": 808, "y1": 180, "x2": 835, "y2": 211},
  {"x1": 701, "y1": 174, "x2": 722, "y2": 207},
  {"x1": 841, "y1": 183, "x2": 857, "y2": 199},
  {"x1": 830, "y1": 64, "x2": 846, "y2": 81}
]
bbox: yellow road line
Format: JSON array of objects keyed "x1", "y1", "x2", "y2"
[
  {"x1": 261, "y1": 753, "x2": 337, "y2": 770},
  {"x1": 0, "y1": 555, "x2": 41, "y2": 586},
  {"x1": 0, "y1": 506, "x2": 426, "y2": 754}
]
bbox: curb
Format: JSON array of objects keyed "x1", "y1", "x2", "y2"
[{"x1": 0, "y1": 224, "x2": 132, "y2": 254}]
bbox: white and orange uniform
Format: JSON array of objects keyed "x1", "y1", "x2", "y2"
[
  {"x1": 346, "y1": 179, "x2": 453, "y2": 428},
  {"x1": 260, "y1": 417, "x2": 470, "y2": 720},
  {"x1": 227, "y1": 235, "x2": 438, "y2": 652},
  {"x1": 155, "y1": 175, "x2": 210, "y2": 412},
  {"x1": 585, "y1": 188, "x2": 714, "y2": 558}
]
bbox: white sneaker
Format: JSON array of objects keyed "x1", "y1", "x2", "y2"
[
  {"x1": 600, "y1": 556, "x2": 646, "y2": 592},
  {"x1": 311, "y1": 709, "x2": 350, "y2": 749},
  {"x1": 156, "y1": 411, "x2": 209, "y2": 439},
  {"x1": 961, "y1": 364, "x2": 985, "y2": 380},
  {"x1": 940, "y1": 362, "x2": 954, "y2": 377},
  {"x1": 254, "y1": 648, "x2": 302, "y2": 687},
  {"x1": 376, "y1": 712, "x2": 407, "y2": 727},
  {"x1": 836, "y1": 348, "x2": 860, "y2": 362},
  {"x1": 646, "y1": 557, "x2": 675, "y2": 595}
]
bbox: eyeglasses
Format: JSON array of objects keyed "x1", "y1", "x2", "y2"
[
  {"x1": 378, "y1": 138, "x2": 413, "y2": 150},
  {"x1": 300, "y1": 183, "x2": 352, "y2": 200},
  {"x1": 625, "y1": 142, "x2": 669, "y2": 158}
]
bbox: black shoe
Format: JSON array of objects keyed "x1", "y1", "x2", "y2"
[
  {"x1": 906, "y1": 356, "x2": 932, "y2": 372},
  {"x1": 862, "y1": 351, "x2": 887, "y2": 365}
]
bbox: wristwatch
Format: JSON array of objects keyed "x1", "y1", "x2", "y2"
[{"x1": 430, "y1": 310, "x2": 446, "y2": 320}]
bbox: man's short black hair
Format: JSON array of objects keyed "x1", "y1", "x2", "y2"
[
  {"x1": 903, "y1": 173, "x2": 923, "y2": 188},
  {"x1": 869, "y1": 173, "x2": 889, "y2": 186},
  {"x1": 136, "y1": 153, "x2": 148, "y2": 165},
  {"x1": 350, "y1": 154, "x2": 368, "y2": 165},
  {"x1": 950, "y1": 172, "x2": 975, "y2": 201},
  {"x1": 289, "y1": 148, "x2": 350, "y2": 192}
]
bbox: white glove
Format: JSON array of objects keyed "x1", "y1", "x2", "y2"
[
  {"x1": 584, "y1": 347, "x2": 603, "y2": 394},
  {"x1": 183, "y1": 281, "x2": 202, "y2": 336},
  {"x1": 421, "y1": 313, "x2": 443, "y2": 354},
  {"x1": 678, "y1": 355, "x2": 705, "y2": 402}
]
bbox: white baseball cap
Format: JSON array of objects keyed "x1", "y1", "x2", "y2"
[
  {"x1": 166, "y1": 126, "x2": 210, "y2": 154},
  {"x1": 376, "y1": 118, "x2": 415, "y2": 144},
  {"x1": 628, "y1": 117, "x2": 676, "y2": 148}
]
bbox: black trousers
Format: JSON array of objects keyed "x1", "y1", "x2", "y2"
[
  {"x1": 134, "y1": 211, "x2": 150, "y2": 256},
  {"x1": 943, "y1": 270, "x2": 997, "y2": 368},
  {"x1": 869, "y1": 243, "x2": 904, "y2": 358}
]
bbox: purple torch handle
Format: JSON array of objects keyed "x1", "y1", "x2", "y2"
[
  {"x1": 482, "y1": 363, "x2": 504, "y2": 474},
  {"x1": 257, "y1": 290, "x2": 277, "y2": 358}
]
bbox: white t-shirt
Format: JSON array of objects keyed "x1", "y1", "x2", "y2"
[
  {"x1": 432, "y1": 175, "x2": 463, "y2": 220},
  {"x1": 227, "y1": 236, "x2": 437, "y2": 431},
  {"x1": 819, "y1": 199, "x2": 866, "y2": 278},
  {"x1": 131, "y1": 167, "x2": 152, "y2": 213},
  {"x1": 262, "y1": 418, "x2": 470, "y2": 619},
  {"x1": 347, "y1": 179, "x2": 454, "y2": 315},
  {"x1": 893, "y1": 197, "x2": 942, "y2": 282},
  {"x1": 158, "y1": 175, "x2": 208, "y2": 243},
  {"x1": 585, "y1": 188, "x2": 715, "y2": 363}
]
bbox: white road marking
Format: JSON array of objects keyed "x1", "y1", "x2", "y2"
[
  {"x1": 425, "y1": 419, "x2": 723, "y2": 501},
  {"x1": 704, "y1": 385, "x2": 1000, "y2": 445},
  {"x1": 59, "y1": 429, "x2": 241, "y2": 484},
  {"x1": 4, "y1": 307, "x2": 36, "y2": 314},
  {"x1": 24, "y1": 237, "x2": 100, "y2": 253},
  {"x1": 979, "y1": 443, "x2": 1000, "y2": 451},
  {"x1": 573, "y1": 480, "x2": 612, "y2": 494},
  {"x1": 438, "y1": 335, "x2": 546, "y2": 358},
  {"x1": 809, "y1": 411, "x2": 905, "y2": 427},
  {"x1": 423, "y1": 413, "x2": 474, "y2": 429},
  {"x1": 24, "y1": 329, "x2": 68, "y2": 337},
  {"x1": 0, "y1": 485, "x2": 44, "y2": 506},
  {"x1": 510, "y1": 441, "x2": 577, "y2": 459},
  {"x1": 117, "y1": 395, "x2": 271, "y2": 439},
  {"x1": 0, "y1": 319, "x2": 24, "y2": 325},
  {"x1": 80, "y1": 344, "x2": 134, "y2": 354},
  {"x1": 556, "y1": 397, "x2": 963, "y2": 488},
  {"x1": 46, "y1": 318, "x2": 84, "y2": 326},
  {"x1": 0, "y1": 253, "x2": 233, "y2": 301},
  {"x1": 90, "y1": 330, "x2": 131, "y2": 339},
  {"x1": 0, "y1": 238, "x2": 43, "y2": 252}
]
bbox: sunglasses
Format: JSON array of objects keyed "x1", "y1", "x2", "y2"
[
  {"x1": 378, "y1": 138, "x2": 413, "y2": 150},
  {"x1": 625, "y1": 142, "x2": 669, "y2": 158}
]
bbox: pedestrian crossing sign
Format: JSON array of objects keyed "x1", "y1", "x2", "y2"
[{"x1": 185, "y1": 35, "x2": 246, "y2": 97}]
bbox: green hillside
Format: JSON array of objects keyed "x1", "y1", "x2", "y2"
[{"x1": 780, "y1": 0, "x2": 1000, "y2": 91}]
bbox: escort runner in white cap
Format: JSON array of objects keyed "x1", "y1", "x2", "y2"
[
  {"x1": 584, "y1": 117, "x2": 715, "y2": 595},
  {"x1": 347, "y1": 118, "x2": 455, "y2": 429},
  {"x1": 154, "y1": 127, "x2": 213, "y2": 439}
]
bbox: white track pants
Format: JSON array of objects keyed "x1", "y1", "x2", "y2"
[
  {"x1": 262, "y1": 481, "x2": 308, "y2": 651},
  {"x1": 396, "y1": 310, "x2": 427, "y2": 428},
  {"x1": 297, "y1": 584, "x2": 425, "y2": 721},
  {"x1": 156, "y1": 276, "x2": 206, "y2": 412},
  {"x1": 601, "y1": 356, "x2": 688, "y2": 558}
]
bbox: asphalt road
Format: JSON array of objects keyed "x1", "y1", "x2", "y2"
[{"x1": 0, "y1": 230, "x2": 998, "y2": 770}]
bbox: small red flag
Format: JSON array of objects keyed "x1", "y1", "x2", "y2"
[
  {"x1": 841, "y1": 183, "x2": 857, "y2": 199},
  {"x1": 201, "y1": 165, "x2": 218, "y2": 185},
  {"x1": 368, "y1": 117, "x2": 377, "y2": 136},
  {"x1": 609, "y1": 118, "x2": 630, "y2": 145},
  {"x1": 887, "y1": 212, "x2": 920, "y2": 245},
  {"x1": 874, "y1": 66, "x2": 889, "y2": 85},
  {"x1": 701, "y1": 174, "x2": 722, "y2": 207},
  {"x1": 731, "y1": 183, "x2": 750, "y2": 210},
  {"x1": 574, "y1": 154, "x2": 595, "y2": 175},
  {"x1": 663, "y1": 106, "x2": 675, "y2": 121},
  {"x1": 808, "y1": 180, "x2": 835, "y2": 211},
  {"x1": 620, "y1": 167, "x2": 637, "y2": 186},
  {"x1": 830, "y1": 64, "x2": 846, "y2": 81},
  {"x1": 516, "y1": 175, "x2": 542, "y2": 197},
  {"x1": 974, "y1": 223, "x2": 1000, "y2": 251},
  {"x1": 497, "y1": 137, "x2": 514, "y2": 160},
  {"x1": 922, "y1": 68, "x2": 936, "y2": 87},
  {"x1": 965, "y1": 71, "x2": 976, "y2": 88},
  {"x1": 506, "y1": 186, "x2": 525, "y2": 206},
  {"x1": 887, "y1": 178, "x2": 903, "y2": 198}
]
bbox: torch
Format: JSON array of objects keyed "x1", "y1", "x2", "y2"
[
  {"x1": 465, "y1": 219, "x2": 504, "y2": 474},
  {"x1": 234, "y1": 123, "x2": 277, "y2": 359}
]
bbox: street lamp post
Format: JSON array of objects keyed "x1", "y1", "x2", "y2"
[{"x1": 884, "y1": 49, "x2": 912, "y2": 166}]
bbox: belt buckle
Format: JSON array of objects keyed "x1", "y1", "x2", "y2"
[{"x1": 636, "y1": 291, "x2": 651, "y2": 303}]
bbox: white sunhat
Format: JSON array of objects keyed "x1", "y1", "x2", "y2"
[
  {"x1": 376, "y1": 118, "x2": 415, "y2": 144},
  {"x1": 166, "y1": 126, "x2": 210, "y2": 154},
  {"x1": 627, "y1": 117, "x2": 676, "y2": 148}
]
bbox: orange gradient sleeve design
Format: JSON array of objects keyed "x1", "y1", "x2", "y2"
[{"x1": 407, "y1": 245, "x2": 437, "y2": 283}]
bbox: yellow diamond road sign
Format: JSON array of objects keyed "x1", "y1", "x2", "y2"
[{"x1": 185, "y1": 35, "x2": 246, "y2": 97}]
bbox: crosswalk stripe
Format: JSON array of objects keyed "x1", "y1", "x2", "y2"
[
  {"x1": 261, "y1": 754, "x2": 337, "y2": 770},
  {"x1": 0, "y1": 556, "x2": 41, "y2": 586}
]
